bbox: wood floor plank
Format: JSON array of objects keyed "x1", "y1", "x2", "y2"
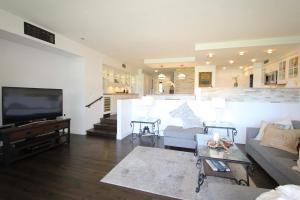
[{"x1": 0, "y1": 134, "x2": 276, "y2": 200}]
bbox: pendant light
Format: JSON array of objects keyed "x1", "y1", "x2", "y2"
[
  {"x1": 158, "y1": 73, "x2": 166, "y2": 80},
  {"x1": 158, "y1": 65, "x2": 166, "y2": 80},
  {"x1": 177, "y1": 65, "x2": 186, "y2": 80}
]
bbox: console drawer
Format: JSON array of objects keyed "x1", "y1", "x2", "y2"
[{"x1": 9, "y1": 127, "x2": 44, "y2": 141}]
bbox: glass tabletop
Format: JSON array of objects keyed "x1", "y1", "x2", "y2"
[
  {"x1": 203, "y1": 121, "x2": 235, "y2": 129},
  {"x1": 196, "y1": 134, "x2": 250, "y2": 164},
  {"x1": 131, "y1": 117, "x2": 160, "y2": 124}
]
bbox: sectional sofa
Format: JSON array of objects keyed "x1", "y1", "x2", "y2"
[{"x1": 245, "y1": 120, "x2": 300, "y2": 185}]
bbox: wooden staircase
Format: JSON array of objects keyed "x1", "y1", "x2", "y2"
[{"x1": 86, "y1": 115, "x2": 117, "y2": 138}]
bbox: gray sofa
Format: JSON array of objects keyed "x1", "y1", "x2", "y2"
[
  {"x1": 163, "y1": 126, "x2": 203, "y2": 149},
  {"x1": 246, "y1": 120, "x2": 300, "y2": 185}
]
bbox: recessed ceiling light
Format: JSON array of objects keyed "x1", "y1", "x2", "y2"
[
  {"x1": 239, "y1": 66, "x2": 244, "y2": 69},
  {"x1": 229, "y1": 60, "x2": 234, "y2": 64},
  {"x1": 208, "y1": 53, "x2": 214, "y2": 58},
  {"x1": 222, "y1": 66, "x2": 227, "y2": 70},
  {"x1": 251, "y1": 58, "x2": 256, "y2": 63},
  {"x1": 267, "y1": 49, "x2": 273, "y2": 54},
  {"x1": 154, "y1": 70, "x2": 158, "y2": 73},
  {"x1": 206, "y1": 61, "x2": 211, "y2": 65},
  {"x1": 239, "y1": 51, "x2": 245, "y2": 56}
]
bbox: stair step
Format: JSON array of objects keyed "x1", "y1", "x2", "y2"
[
  {"x1": 103, "y1": 114, "x2": 117, "y2": 120},
  {"x1": 100, "y1": 118, "x2": 117, "y2": 125},
  {"x1": 86, "y1": 128, "x2": 116, "y2": 138},
  {"x1": 94, "y1": 123, "x2": 117, "y2": 131}
]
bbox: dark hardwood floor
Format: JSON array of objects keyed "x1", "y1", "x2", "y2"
[{"x1": 0, "y1": 134, "x2": 276, "y2": 200}]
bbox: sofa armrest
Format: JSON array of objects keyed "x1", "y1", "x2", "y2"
[
  {"x1": 246, "y1": 127, "x2": 260, "y2": 144},
  {"x1": 292, "y1": 120, "x2": 300, "y2": 129}
]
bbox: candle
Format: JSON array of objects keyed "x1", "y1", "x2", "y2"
[{"x1": 213, "y1": 132, "x2": 220, "y2": 143}]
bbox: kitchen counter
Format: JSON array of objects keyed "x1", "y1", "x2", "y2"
[
  {"x1": 104, "y1": 93, "x2": 139, "y2": 95},
  {"x1": 103, "y1": 93, "x2": 139, "y2": 114},
  {"x1": 147, "y1": 94, "x2": 195, "y2": 100}
]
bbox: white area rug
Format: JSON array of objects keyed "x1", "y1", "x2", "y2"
[{"x1": 101, "y1": 146, "x2": 255, "y2": 200}]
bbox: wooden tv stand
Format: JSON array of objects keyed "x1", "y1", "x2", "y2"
[{"x1": 0, "y1": 118, "x2": 70, "y2": 164}]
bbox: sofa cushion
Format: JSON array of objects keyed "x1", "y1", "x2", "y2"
[
  {"x1": 164, "y1": 137, "x2": 196, "y2": 149},
  {"x1": 271, "y1": 157, "x2": 300, "y2": 185},
  {"x1": 255, "y1": 120, "x2": 293, "y2": 140},
  {"x1": 163, "y1": 126, "x2": 203, "y2": 140},
  {"x1": 248, "y1": 139, "x2": 297, "y2": 163},
  {"x1": 292, "y1": 120, "x2": 300, "y2": 129}
]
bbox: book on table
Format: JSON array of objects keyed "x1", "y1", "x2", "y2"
[{"x1": 206, "y1": 160, "x2": 230, "y2": 172}]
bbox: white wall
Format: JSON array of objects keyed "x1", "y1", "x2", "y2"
[
  {"x1": 117, "y1": 99, "x2": 133, "y2": 140},
  {"x1": 0, "y1": 8, "x2": 139, "y2": 133},
  {"x1": 215, "y1": 66, "x2": 249, "y2": 88},
  {"x1": 0, "y1": 38, "x2": 85, "y2": 133},
  {"x1": 117, "y1": 99, "x2": 300, "y2": 144},
  {"x1": 252, "y1": 62, "x2": 264, "y2": 88}
]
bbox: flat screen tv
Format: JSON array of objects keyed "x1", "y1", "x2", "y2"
[{"x1": 2, "y1": 87, "x2": 63, "y2": 125}]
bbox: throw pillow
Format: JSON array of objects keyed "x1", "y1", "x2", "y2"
[
  {"x1": 274, "y1": 118, "x2": 293, "y2": 129},
  {"x1": 169, "y1": 102, "x2": 202, "y2": 129},
  {"x1": 260, "y1": 124, "x2": 300, "y2": 154},
  {"x1": 255, "y1": 119, "x2": 293, "y2": 140},
  {"x1": 255, "y1": 121, "x2": 269, "y2": 140}
]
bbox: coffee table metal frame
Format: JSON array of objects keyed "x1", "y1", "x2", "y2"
[
  {"x1": 203, "y1": 121, "x2": 237, "y2": 142},
  {"x1": 195, "y1": 134, "x2": 253, "y2": 193}
]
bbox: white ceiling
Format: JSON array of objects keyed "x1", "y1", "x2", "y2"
[{"x1": 1, "y1": 0, "x2": 300, "y2": 69}]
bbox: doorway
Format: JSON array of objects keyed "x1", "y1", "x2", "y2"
[{"x1": 249, "y1": 74, "x2": 254, "y2": 88}]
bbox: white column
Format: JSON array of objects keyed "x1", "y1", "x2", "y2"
[
  {"x1": 136, "y1": 69, "x2": 145, "y2": 97},
  {"x1": 252, "y1": 62, "x2": 263, "y2": 88}
]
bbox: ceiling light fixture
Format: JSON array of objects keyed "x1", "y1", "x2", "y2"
[
  {"x1": 239, "y1": 51, "x2": 245, "y2": 56},
  {"x1": 158, "y1": 65, "x2": 166, "y2": 80},
  {"x1": 251, "y1": 58, "x2": 256, "y2": 63},
  {"x1": 177, "y1": 65, "x2": 186, "y2": 80},
  {"x1": 239, "y1": 66, "x2": 244, "y2": 69},
  {"x1": 154, "y1": 70, "x2": 158, "y2": 73},
  {"x1": 206, "y1": 61, "x2": 211, "y2": 65},
  {"x1": 158, "y1": 73, "x2": 166, "y2": 80},
  {"x1": 208, "y1": 53, "x2": 214, "y2": 58},
  {"x1": 177, "y1": 73, "x2": 186, "y2": 80},
  {"x1": 267, "y1": 49, "x2": 273, "y2": 54},
  {"x1": 222, "y1": 66, "x2": 227, "y2": 70},
  {"x1": 229, "y1": 60, "x2": 234, "y2": 64}
]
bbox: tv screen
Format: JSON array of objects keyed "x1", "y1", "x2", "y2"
[{"x1": 2, "y1": 87, "x2": 63, "y2": 125}]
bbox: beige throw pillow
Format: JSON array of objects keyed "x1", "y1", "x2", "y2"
[
  {"x1": 255, "y1": 119, "x2": 293, "y2": 140},
  {"x1": 260, "y1": 124, "x2": 300, "y2": 154}
]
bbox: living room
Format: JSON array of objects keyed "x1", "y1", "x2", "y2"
[{"x1": 0, "y1": 1, "x2": 300, "y2": 200}]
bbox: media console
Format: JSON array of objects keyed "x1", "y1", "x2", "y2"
[{"x1": 0, "y1": 118, "x2": 70, "y2": 164}]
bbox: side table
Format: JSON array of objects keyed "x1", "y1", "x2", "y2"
[{"x1": 130, "y1": 117, "x2": 161, "y2": 145}]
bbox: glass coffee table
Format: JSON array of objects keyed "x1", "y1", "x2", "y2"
[
  {"x1": 203, "y1": 121, "x2": 237, "y2": 142},
  {"x1": 195, "y1": 134, "x2": 252, "y2": 193}
]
